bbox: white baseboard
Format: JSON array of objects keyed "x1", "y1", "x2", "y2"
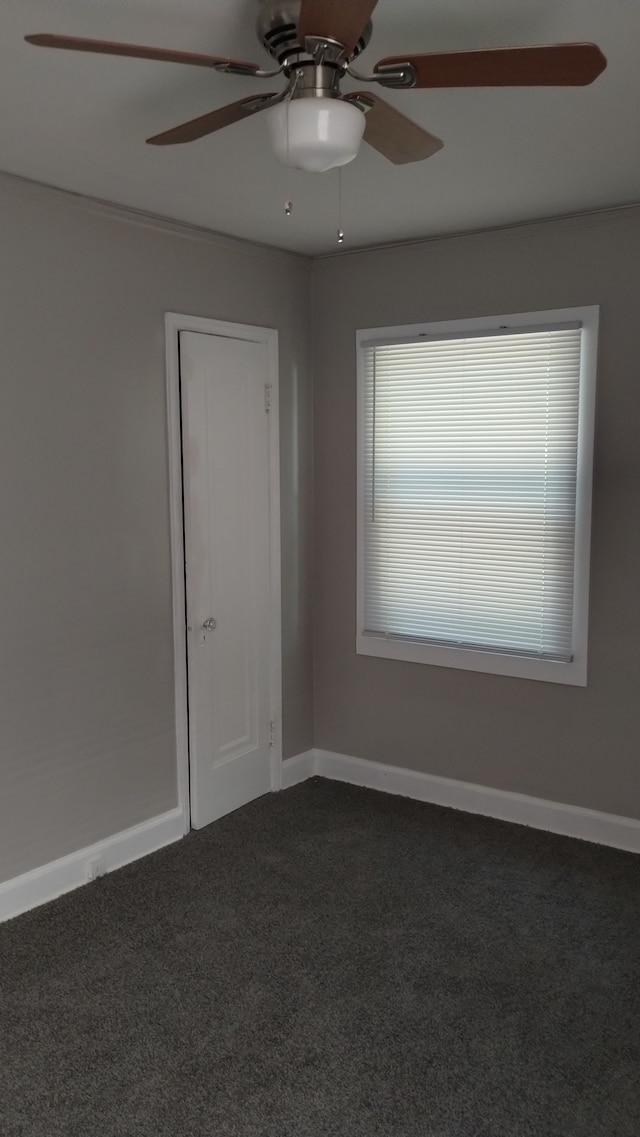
[
  {"x1": 0, "y1": 807, "x2": 186, "y2": 924},
  {"x1": 284, "y1": 750, "x2": 640, "y2": 855},
  {"x1": 281, "y1": 750, "x2": 316, "y2": 789},
  {"x1": 7, "y1": 748, "x2": 638, "y2": 925}
]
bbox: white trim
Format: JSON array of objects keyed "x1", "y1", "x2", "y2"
[
  {"x1": 265, "y1": 331, "x2": 283, "y2": 792},
  {"x1": 165, "y1": 315, "x2": 191, "y2": 832},
  {"x1": 0, "y1": 170, "x2": 307, "y2": 266},
  {"x1": 316, "y1": 200, "x2": 640, "y2": 261},
  {"x1": 165, "y1": 313, "x2": 283, "y2": 821},
  {"x1": 355, "y1": 636, "x2": 588, "y2": 686},
  {"x1": 1, "y1": 169, "x2": 638, "y2": 267},
  {"x1": 281, "y1": 751, "x2": 316, "y2": 788},
  {"x1": 6, "y1": 752, "x2": 638, "y2": 923},
  {"x1": 0, "y1": 808, "x2": 184, "y2": 924},
  {"x1": 283, "y1": 750, "x2": 640, "y2": 855},
  {"x1": 571, "y1": 307, "x2": 598, "y2": 681},
  {"x1": 356, "y1": 306, "x2": 599, "y2": 687}
]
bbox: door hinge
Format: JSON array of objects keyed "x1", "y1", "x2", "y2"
[
  {"x1": 269, "y1": 718, "x2": 276, "y2": 747},
  {"x1": 264, "y1": 383, "x2": 273, "y2": 413}
]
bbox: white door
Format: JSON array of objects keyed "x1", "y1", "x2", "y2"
[{"x1": 179, "y1": 327, "x2": 279, "y2": 829}]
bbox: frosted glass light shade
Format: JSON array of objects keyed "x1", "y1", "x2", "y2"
[{"x1": 266, "y1": 97, "x2": 365, "y2": 173}]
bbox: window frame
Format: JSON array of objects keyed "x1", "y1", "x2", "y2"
[{"x1": 356, "y1": 306, "x2": 599, "y2": 686}]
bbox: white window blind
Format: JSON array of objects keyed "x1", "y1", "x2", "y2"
[{"x1": 362, "y1": 325, "x2": 584, "y2": 662}]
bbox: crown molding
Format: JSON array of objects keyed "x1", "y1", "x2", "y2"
[
  {"x1": 0, "y1": 168, "x2": 310, "y2": 266},
  {"x1": 315, "y1": 199, "x2": 640, "y2": 262}
]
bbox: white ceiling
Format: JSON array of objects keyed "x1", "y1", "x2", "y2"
[{"x1": 1, "y1": 0, "x2": 639, "y2": 255}]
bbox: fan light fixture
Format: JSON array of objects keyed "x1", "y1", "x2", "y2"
[
  {"x1": 266, "y1": 97, "x2": 365, "y2": 173},
  {"x1": 25, "y1": 0, "x2": 608, "y2": 171}
]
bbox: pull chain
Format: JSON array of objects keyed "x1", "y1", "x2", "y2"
[
  {"x1": 337, "y1": 166, "x2": 344, "y2": 245},
  {"x1": 283, "y1": 73, "x2": 302, "y2": 220}
]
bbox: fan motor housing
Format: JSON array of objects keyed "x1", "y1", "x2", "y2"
[{"x1": 256, "y1": 0, "x2": 372, "y2": 66}]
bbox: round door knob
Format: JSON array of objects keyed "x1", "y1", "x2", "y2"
[{"x1": 202, "y1": 617, "x2": 217, "y2": 631}]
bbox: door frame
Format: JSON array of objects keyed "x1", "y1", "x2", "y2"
[{"x1": 165, "y1": 312, "x2": 282, "y2": 833}]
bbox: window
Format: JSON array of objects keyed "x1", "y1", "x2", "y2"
[{"x1": 356, "y1": 307, "x2": 598, "y2": 685}]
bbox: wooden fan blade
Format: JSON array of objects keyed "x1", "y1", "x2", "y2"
[
  {"x1": 146, "y1": 94, "x2": 278, "y2": 146},
  {"x1": 375, "y1": 43, "x2": 607, "y2": 87},
  {"x1": 298, "y1": 0, "x2": 378, "y2": 56},
  {"x1": 345, "y1": 93, "x2": 443, "y2": 164},
  {"x1": 25, "y1": 33, "x2": 262, "y2": 75}
]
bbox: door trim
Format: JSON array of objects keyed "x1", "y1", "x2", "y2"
[{"x1": 165, "y1": 312, "x2": 282, "y2": 832}]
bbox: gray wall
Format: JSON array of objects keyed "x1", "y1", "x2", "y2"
[
  {"x1": 312, "y1": 207, "x2": 640, "y2": 821},
  {"x1": 0, "y1": 175, "x2": 313, "y2": 884},
  {"x1": 3, "y1": 178, "x2": 638, "y2": 889}
]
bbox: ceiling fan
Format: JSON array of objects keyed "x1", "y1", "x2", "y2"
[{"x1": 26, "y1": 0, "x2": 607, "y2": 173}]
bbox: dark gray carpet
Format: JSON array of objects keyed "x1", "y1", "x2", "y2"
[{"x1": 1, "y1": 778, "x2": 639, "y2": 1137}]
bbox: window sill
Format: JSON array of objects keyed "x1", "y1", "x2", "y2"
[{"x1": 356, "y1": 632, "x2": 587, "y2": 686}]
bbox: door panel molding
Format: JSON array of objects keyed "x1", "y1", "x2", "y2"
[{"x1": 165, "y1": 313, "x2": 282, "y2": 830}]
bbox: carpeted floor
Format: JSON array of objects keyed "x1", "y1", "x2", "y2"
[{"x1": 1, "y1": 778, "x2": 639, "y2": 1136}]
